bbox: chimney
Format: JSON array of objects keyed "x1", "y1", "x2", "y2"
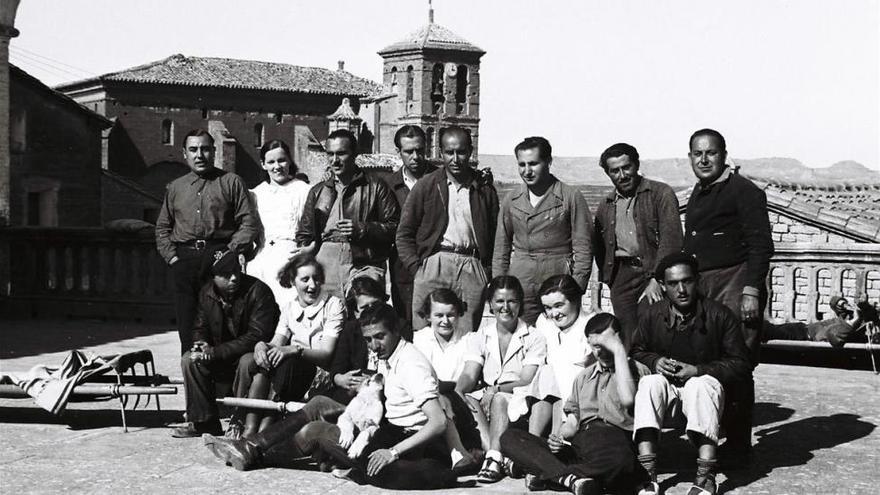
[
  {"x1": 337, "y1": 60, "x2": 345, "y2": 71},
  {"x1": 429, "y1": 0, "x2": 434, "y2": 23}
]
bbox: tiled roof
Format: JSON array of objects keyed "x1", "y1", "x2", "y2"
[
  {"x1": 676, "y1": 174, "x2": 880, "y2": 243},
  {"x1": 57, "y1": 54, "x2": 383, "y2": 97},
  {"x1": 378, "y1": 23, "x2": 485, "y2": 55},
  {"x1": 356, "y1": 154, "x2": 400, "y2": 170},
  {"x1": 328, "y1": 98, "x2": 359, "y2": 120},
  {"x1": 101, "y1": 170, "x2": 163, "y2": 203}
]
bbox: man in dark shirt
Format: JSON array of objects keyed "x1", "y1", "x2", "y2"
[
  {"x1": 156, "y1": 129, "x2": 258, "y2": 354},
  {"x1": 631, "y1": 253, "x2": 751, "y2": 495},
  {"x1": 295, "y1": 129, "x2": 399, "y2": 299},
  {"x1": 594, "y1": 143, "x2": 683, "y2": 347},
  {"x1": 173, "y1": 249, "x2": 278, "y2": 438},
  {"x1": 683, "y1": 128, "x2": 774, "y2": 454},
  {"x1": 379, "y1": 125, "x2": 437, "y2": 324}
]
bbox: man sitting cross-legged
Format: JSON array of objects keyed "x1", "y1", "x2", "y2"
[
  {"x1": 500, "y1": 313, "x2": 651, "y2": 495},
  {"x1": 631, "y1": 253, "x2": 751, "y2": 495}
]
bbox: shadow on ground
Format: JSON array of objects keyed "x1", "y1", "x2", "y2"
[
  {"x1": 0, "y1": 405, "x2": 182, "y2": 430},
  {"x1": 0, "y1": 319, "x2": 175, "y2": 359},
  {"x1": 649, "y1": 402, "x2": 876, "y2": 493}
]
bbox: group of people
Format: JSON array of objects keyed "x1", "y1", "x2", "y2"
[{"x1": 155, "y1": 122, "x2": 776, "y2": 494}]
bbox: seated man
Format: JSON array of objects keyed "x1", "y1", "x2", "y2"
[
  {"x1": 500, "y1": 313, "x2": 651, "y2": 495},
  {"x1": 763, "y1": 296, "x2": 873, "y2": 347},
  {"x1": 631, "y1": 253, "x2": 751, "y2": 495},
  {"x1": 174, "y1": 250, "x2": 279, "y2": 437}
]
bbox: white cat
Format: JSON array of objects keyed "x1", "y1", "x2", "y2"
[{"x1": 336, "y1": 372, "x2": 385, "y2": 459}]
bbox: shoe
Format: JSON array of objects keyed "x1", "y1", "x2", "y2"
[
  {"x1": 452, "y1": 456, "x2": 481, "y2": 476},
  {"x1": 171, "y1": 421, "x2": 222, "y2": 438},
  {"x1": 503, "y1": 457, "x2": 525, "y2": 479},
  {"x1": 570, "y1": 477, "x2": 600, "y2": 495},
  {"x1": 476, "y1": 457, "x2": 505, "y2": 483},
  {"x1": 203, "y1": 434, "x2": 261, "y2": 471},
  {"x1": 524, "y1": 473, "x2": 547, "y2": 491},
  {"x1": 224, "y1": 420, "x2": 244, "y2": 440},
  {"x1": 638, "y1": 480, "x2": 660, "y2": 495}
]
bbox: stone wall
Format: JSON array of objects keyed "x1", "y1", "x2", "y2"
[{"x1": 768, "y1": 211, "x2": 854, "y2": 245}]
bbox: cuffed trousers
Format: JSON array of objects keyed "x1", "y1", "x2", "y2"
[{"x1": 633, "y1": 374, "x2": 725, "y2": 443}]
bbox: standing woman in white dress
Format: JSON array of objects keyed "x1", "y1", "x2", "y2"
[
  {"x1": 527, "y1": 275, "x2": 595, "y2": 439},
  {"x1": 247, "y1": 139, "x2": 311, "y2": 307}
]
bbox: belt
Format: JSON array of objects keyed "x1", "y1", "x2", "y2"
[
  {"x1": 176, "y1": 239, "x2": 226, "y2": 250},
  {"x1": 438, "y1": 245, "x2": 480, "y2": 258},
  {"x1": 616, "y1": 256, "x2": 643, "y2": 267}
]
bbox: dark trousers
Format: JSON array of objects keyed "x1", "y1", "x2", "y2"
[
  {"x1": 699, "y1": 262, "x2": 765, "y2": 450},
  {"x1": 237, "y1": 352, "x2": 317, "y2": 402},
  {"x1": 500, "y1": 423, "x2": 645, "y2": 494},
  {"x1": 171, "y1": 244, "x2": 222, "y2": 354},
  {"x1": 390, "y1": 253, "x2": 415, "y2": 325},
  {"x1": 609, "y1": 261, "x2": 651, "y2": 349},
  {"x1": 444, "y1": 390, "x2": 482, "y2": 451},
  {"x1": 252, "y1": 396, "x2": 347, "y2": 465},
  {"x1": 180, "y1": 351, "x2": 239, "y2": 424},
  {"x1": 314, "y1": 422, "x2": 457, "y2": 490}
]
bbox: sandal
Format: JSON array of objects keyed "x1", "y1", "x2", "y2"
[{"x1": 476, "y1": 457, "x2": 505, "y2": 483}]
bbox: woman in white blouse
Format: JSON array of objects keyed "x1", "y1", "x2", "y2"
[
  {"x1": 527, "y1": 275, "x2": 595, "y2": 439},
  {"x1": 247, "y1": 139, "x2": 311, "y2": 308},
  {"x1": 455, "y1": 276, "x2": 547, "y2": 483},
  {"x1": 239, "y1": 255, "x2": 344, "y2": 437}
]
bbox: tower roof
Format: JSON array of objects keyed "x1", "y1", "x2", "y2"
[{"x1": 378, "y1": 23, "x2": 485, "y2": 56}]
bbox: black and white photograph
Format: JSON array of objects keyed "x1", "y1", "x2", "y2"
[{"x1": 0, "y1": 0, "x2": 878, "y2": 493}]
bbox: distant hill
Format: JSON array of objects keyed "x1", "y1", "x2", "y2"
[{"x1": 479, "y1": 155, "x2": 880, "y2": 188}]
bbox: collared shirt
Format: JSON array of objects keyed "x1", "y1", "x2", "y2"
[
  {"x1": 613, "y1": 189, "x2": 640, "y2": 257},
  {"x1": 250, "y1": 179, "x2": 311, "y2": 242},
  {"x1": 708, "y1": 166, "x2": 733, "y2": 187},
  {"x1": 275, "y1": 294, "x2": 344, "y2": 349},
  {"x1": 412, "y1": 326, "x2": 472, "y2": 382},
  {"x1": 534, "y1": 309, "x2": 595, "y2": 401},
  {"x1": 440, "y1": 172, "x2": 478, "y2": 250},
  {"x1": 666, "y1": 303, "x2": 699, "y2": 366},
  {"x1": 155, "y1": 169, "x2": 258, "y2": 264},
  {"x1": 465, "y1": 318, "x2": 547, "y2": 387},
  {"x1": 321, "y1": 181, "x2": 348, "y2": 238},
  {"x1": 563, "y1": 359, "x2": 651, "y2": 431},
  {"x1": 402, "y1": 167, "x2": 418, "y2": 192},
  {"x1": 378, "y1": 340, "x2": 439, "y2": 429}
]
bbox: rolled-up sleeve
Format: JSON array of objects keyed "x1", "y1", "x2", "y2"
[
  {"x1": 320, "y1": 296, "x2": 345, "y2": 340},
  {"x1": 523, "y1": 331, "x2": 547, "y2": 367}
]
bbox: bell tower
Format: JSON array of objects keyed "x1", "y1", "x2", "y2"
[{"x1": 376, "y1": 2, "x2": 485, "y2": 157}]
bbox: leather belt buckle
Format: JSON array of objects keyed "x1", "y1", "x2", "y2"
[{"x1": 194, "y1": 239, "x2": 207, "y2": 250}]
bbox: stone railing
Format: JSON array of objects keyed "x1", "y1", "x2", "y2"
[
  {"x1": 768, "y1": 243, "x2": 880, "y2": 323},
  {"x1": 0, "y1": 227, "x2": 174, "y2": 322}
]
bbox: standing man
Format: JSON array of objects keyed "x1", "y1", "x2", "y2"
[
  {"x1": 493, "y1": 136, "x2": 593, "y2": 325},
  {"x1": 174, "y1": 249, "x2": 278, "y2": 437},
  {"x1": 156, "y1": 129, "x2": 258, "y2": 354},
  {"x1": 683, "y1": 129, "x2": 773, "y2": 455},
  {"x1": 381, "y1": 125, "x2": 437, "y2": 324},
  {"x1": 630, "y1": 253, "x2": 751, "y2": 495},
  {"x1": 295, "y1": 129, "x2": 399, "y2": 299},
  {"x1": 397, "y1": 126, "x2": 499, "y2": 334},
  {"x1": 594, "y1": 143, "x2": 683, "y2": 347}
]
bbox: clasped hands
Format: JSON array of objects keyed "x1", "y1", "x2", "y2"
[
  {"x1": 655, "y1": 356, "x2": 698, "y2": 382},
  {"x1": 253, "y1": 340, "x2": 303, "y2": 370}
]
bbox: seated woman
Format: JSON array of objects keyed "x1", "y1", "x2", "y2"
[
  {"x1": 455, "y1": 275, "x2": 547, "y2": 483},
  {"x1": 236, "y1": 254, "x2": 344, "y2": 437},
  {"x1": 412, "y1": 288, "x2": 481, "y2": 472},
  {"x1": 527, "y1": 275, "x2": 595, "y2": 439},
  {"x1": 500, "y1": 313, "x2": 651, "y2": 494}
]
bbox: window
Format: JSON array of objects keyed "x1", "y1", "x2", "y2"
[
  {"x1": 26, "y1": 192, "x2": 40, "y2": 226},
  {"x1": 426, "y1": 127, "x2": 435, "y2": 158},
  {"x1": 405, "y1": 65, "x2": 414, "y2": 102},
  {"x1": 390, "y1": 66, "x2": 398, "y2": 90},
  {"x1": 22, "y1": 177, "x2": 60, "y2": 227},
  {"x1": 161, "y1": 119, "x2": 173, "y2": 145},
  {"x1": 201, "y1": 108, "x2": 208, "y2": 119},
  {"x1": 254, "y1": 123, "x2": 264, "y2": 147},
  {"x1": 275, "y1": 112, "x2": 283, "y2": 124},
  {"x1": 455, "y1": 65, "x2": 468, "y2": 114}
]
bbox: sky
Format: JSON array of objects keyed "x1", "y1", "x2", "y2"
[{"x1": 11, "y1": 0, "x2": 879, "y2": 169}]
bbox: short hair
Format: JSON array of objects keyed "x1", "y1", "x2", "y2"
[
  {"x1": 393, "y1": 125, "x2": 426, "y2": 149},
  {"x1": 653, "y1": 252, "x2": 700, "y2": 282},
  {"x1": 599, "y1": 143, "x2": 640, "y2": 171},
  {"x1": 439, "y1": 126, "x2": 473, "y2": 150},
  {"x1": 537, "y1": 275, "x2": 584, "y2": 307},
  {"x1": 417, "y1": 288, "x2": 467, "y2": 320},
  {"x1": 345, "y1": 276, "x2": 389, "y2": 314},
  {"x1": 584, "y1": 312, "x2": 622, "y2": 337},
  {"x1": 259, "y1": 139, "x2": 298, "y2": 176},
  {"x1": 279, "y1": 254, "x2": 325, "y2": 288},
  {"x1": 327, "y1": 129, "x2": 359, "y2": 156},
  {"x1": 514, "y1": 136, "x2": 552, "y2": 162},
  {"x1": 688, "y1": 128, "x2": 727, "y2": 152},
  {"x1": 485, "y1": 275, "x2": 525, "y2": 310},
  {"x1": 182, "y1": 129, "x2": 214, "y2": 147},
  {"x1": 358, "y1": 303, "x2": 400, "y2": 334}
]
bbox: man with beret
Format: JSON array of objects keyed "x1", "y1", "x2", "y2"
[
  {"x1": 156, "y1": 129, "x2": 259, "y2": 354},
  {"x1": 173, "y1": 250, "x2": 279, "y2": 438}
]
